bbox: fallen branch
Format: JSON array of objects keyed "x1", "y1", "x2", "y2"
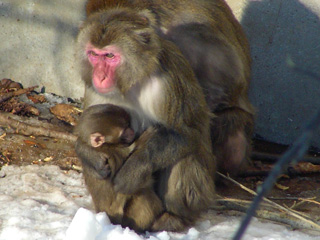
[
  {"x1": 218, "y1": 172, "x2": 317, "y2": 224},
  {"x1": 252, "y1": 152, "x2": 320, "y2": 165},
  {"x1": 299, "y1": 198, "x2": 320, "y2": 207},
  {"x1": 0, "y1": 85, "x2": 39, "y2": 103},
  {"x1": 289, "y1": 198, "x2": 320, "y2": 210},
  {"x1": 240, "y1": 162, "x2": 320, "y2": 178},
  {"x1": 0, "y1": 112, "x2": 77, "y2": 142},
  {"x1": 215, "y1": 198, "x2": 320, "y2": 231},
  {"x1": 268, "y1": 196, "x2": 316, "y2": 201}
]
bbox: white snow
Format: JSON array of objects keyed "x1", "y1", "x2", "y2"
[{"x1": 0, "y1": 165, "x2": 319, "y2": 240}]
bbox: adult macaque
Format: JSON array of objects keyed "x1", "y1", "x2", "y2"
[
  {"x1": 75, "y1": 0, "x2": 254, "y2": 232},
  {"x1": 74, "y1": 104, "x2": 163, "y2": 232}
]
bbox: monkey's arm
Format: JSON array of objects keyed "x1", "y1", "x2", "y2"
[{"x1": 113, "y1": 124, "x2": 196, "y2": 194}]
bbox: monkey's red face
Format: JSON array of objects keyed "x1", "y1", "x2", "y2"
[{"x1": 86, "y1": 44, "x2": 122, "y2": 94}]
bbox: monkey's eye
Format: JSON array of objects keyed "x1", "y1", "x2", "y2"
[
  {"x1": 88, "y1": 51, "x2": 98, "y2": 57},
  {"x1": 105, "y1": 53, "x2": 115, "y2": 59}
]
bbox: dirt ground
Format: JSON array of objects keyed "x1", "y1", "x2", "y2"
[{"x1": 0, "y1": 107, "x2": 320, "y2": 230}]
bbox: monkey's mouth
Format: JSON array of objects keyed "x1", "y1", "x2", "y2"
[
  {"x1": 92, "y1": 73, "x2": 115, "y2": 94},
  {"x1": 93, "y1": 82, "x2": 116, "y2": 95},
  {"x1": 94, "y1": 85, "x2": 115, "y2": 94}
]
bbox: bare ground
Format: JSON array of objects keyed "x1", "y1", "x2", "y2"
[{"x1": 0, "y1": 98, "x2": 319, "y2": 232}]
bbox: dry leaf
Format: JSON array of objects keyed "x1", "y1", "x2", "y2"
[
  {"x1": 294, "y1": 162, "x2": 320, "y2": 174},
  {"x1": 23, "y1": 140, "x2": 46, "y2": 149},
  {"x1": 0, "y1": 78, "x2": 22, "y2": 91},
  {"x1": 27, "y1": 94, "x2": 46, "y2": 104},
  {"x1": 275, "y1": 183, "x2": 289, "y2": 191},
  {"x1": 50, "y1": 104, "x2": 81, "y2": 126},
  {"x1": 43, "y1": 156, "x2": 54, "y2": 162}
]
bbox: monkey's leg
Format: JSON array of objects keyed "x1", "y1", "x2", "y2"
[
  {"x1": 83, "y1": 170, "x2": 128, "y2": 225},
  {"x1": 211, "y1": 107, "x2": 254, "y2": 175},
  {"x1": 122, "y1": 190, "x2": 163, "y2": 232},
  {"x1": 157, "y1": 156, "x2": 216, "y2": 230}
]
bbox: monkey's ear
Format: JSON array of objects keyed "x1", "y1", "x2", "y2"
[
  {"x1": 134, "y1": 10, "x2": 156, "y2": 45},
  {"x1": 120, "y1": 128, "x2": 135, "y2": 144},
  {"x1": 90, "y1": 132, "x2": 106, "y2": 148},
  {"x1": 137, "y1": 9, "x2": 156, "y2": 27},
  {"x1": 133, "y1": 26, "x2": 152, "y2": 45}
]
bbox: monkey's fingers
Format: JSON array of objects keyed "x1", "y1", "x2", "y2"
[
  {"x1": 81, "y1": 150, "x2": 112, "y2": 179},
  {"x1": 95, "y1": 164, "x2": 112, "y2": 179},
  {"x1": 92, "y1": 153, "x2": 112, "y2": 179}
]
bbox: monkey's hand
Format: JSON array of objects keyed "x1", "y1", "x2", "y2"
[{"x1": 75, "y1": 139, "x2": 112, "y2": 179}]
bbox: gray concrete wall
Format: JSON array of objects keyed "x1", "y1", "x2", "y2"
[
  {"x1": 1, "y1": 0, "x2": 320, "y2": 148},
  {"x1": 0, "y1": 0, "x2": 85, "y2": 99},
  {"x1": 227, "y1": 0, "x2": 320, "y2": 148}
]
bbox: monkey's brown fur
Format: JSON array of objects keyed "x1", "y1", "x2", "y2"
[
  {"x1": 75, "y1": 104, "x2": 163, "y2": 232},
  {"x1": 75, "y1": 0, "x2": 254, "y2": 232},
  {"x1": 83, "y1": 0, "x2": 254, "y2": 174}
]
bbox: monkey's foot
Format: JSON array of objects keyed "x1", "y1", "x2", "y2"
[{"x1": 151, "y1": 212, "x2": 187, "y2": 232}]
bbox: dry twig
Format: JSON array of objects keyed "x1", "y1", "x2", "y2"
[
  {"x1": 0, "y1": 85, "x2": 38, "y2": 103},
  {"x1": 217, "y1": 172, "x2": 320, "y2": 233},
  {"x1": 217, "y1": 172, "x2": 318, "y2": 224}
]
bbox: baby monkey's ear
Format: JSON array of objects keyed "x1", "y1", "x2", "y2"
[{"x1": 90, "y1": 132, "x2": 106, "y2": 148}]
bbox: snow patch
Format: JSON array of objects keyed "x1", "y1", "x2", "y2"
[{"x1": 0, "y1": 165, "x2": 318, "y2": 240}]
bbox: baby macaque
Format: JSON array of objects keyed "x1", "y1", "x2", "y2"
[
  {"x1": 75, "y1": 104, "x2": 135, "y2": 178},
  {"x1": 74, "y1": 104, "x2": 163, "y2": 232}
]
